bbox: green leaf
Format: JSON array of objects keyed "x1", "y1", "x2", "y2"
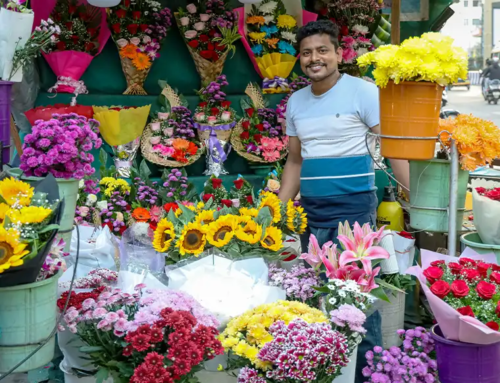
[
  {"x1": 80, "y1": 346, "x2": 104, "y2": 353},
  {"x1": 116, "y1": 362, "x2": 134, "y2": 376},
  {"x1": 95, "y1": 368, "x2": 109, "y2": 383},
  {"x1": 139, "y1": 160, "x2": 151, "y2": 179},
  {"x1": 376, "y1": 277, "x2": 405, "y2": 293},
  {"x1": 178, "y1": 204, "x2": 195, "y2": 223},
  {"x1": 38, "y1": 224, "x2": 59, "y2": 234},
  {"x1": 370, "y1": 286, "x2": 391, "y2": 303}
]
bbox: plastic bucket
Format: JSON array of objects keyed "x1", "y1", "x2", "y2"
[
  {"x1": 409, "y1": 159, "x2": 469, "y2": 232},
  {"x1": 431, "y1": 324, "x2": 500, "y2": 383},
  {"x1": 332, "y1": 346, "x2": 357, "y2": 383},
  {"x1": 379, "y1": 81, "x2": 442, "y2": 160},
  {"x1": 0, "y1": 272, "x2": 60, "y2": 373},
  {"x1": 379, "y1": 291, "x2": 405, "y2": 348},
  {"x1": 0, "y1": 81, "x2": 13, "y2": 165},
  {"x1": 460, "y1": 232, "x2": 500, "y2": 263}
]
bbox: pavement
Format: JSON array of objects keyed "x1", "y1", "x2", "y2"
[{"x1": 445, "y1": 85, "x2": 500, "y2": 126}]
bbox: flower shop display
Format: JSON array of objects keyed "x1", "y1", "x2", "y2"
[
  {"x1": 93, "y1": 105, "x2": 151, "y2": 177},
  {"x1": 201, "y1": 174, "x2": 255, "y2": 208},
  {"x1": 32, "y1": 0, "x2": 111, "y2": 94},
  {"x1": 362, "y1": 327, "x2": 438, "y2": 383},
  {"x1": 75, "y1": 177, "x2": 101, "y2": 227},
  {"x1": 357, "y1": 33, "x2": 468, "y2": 160},
  {"x1": 141, "y1": 82, "x2": 204, "y2": 167},
  {"x1": 235, "y1": 0, "x2": 317, "y2": 93},
  {"x1": 37, "y1": 236, "x2": 68, "y2": 282},
  {"x1": 107, "y1": 0, "x2": 172, "y2": 94},
  {"x1": 193, "y1": 75, "x2": 237, "y2": 176},
  {"x1": 275, "y1": 72, "x2": 310, "y2": 130},
  {"x1": 98, "y1": 176, "x2": 132, "y2": 235},
  {"x1": 268, "y1": 263, "x2": 320, "y2": 306},
  {"x1": 231, "y1": 83, "x2": 288, "y2": 169},
  {"x1": 159, "y1": 168, "x2": 198, "y2": 208},
  {"x1": 176, "y1": 1, "x2": 241, "y2": 84},
  {"x1": 25, "y1": 104, "x2": 94, "y2": 126},
  {"x1": 471, "y1": 179, "x2": 500, "y2": 248}
]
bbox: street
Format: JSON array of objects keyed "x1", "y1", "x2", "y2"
[{"x1": 445, "y1": 85, "x2": 500, "y2": 126}]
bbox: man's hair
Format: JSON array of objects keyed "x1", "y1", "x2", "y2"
[{"x1": 296, "y1": 20, "x2": 340, "y2": 49}]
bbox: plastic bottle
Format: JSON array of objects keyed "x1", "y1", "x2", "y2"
[{"x1": 377, "y1": 185, "x2": 404, "y2": 231}]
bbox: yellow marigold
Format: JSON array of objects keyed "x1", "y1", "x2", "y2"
[
  {"x1": 100, "y1": 178, "x2": 130, "y2": 196},
  {"x1": 276, "y1": 14, "x2": 297, "y2": 29},
  {"x1": 246, "y1": 15, "x2": 266, "y2": 26},
  {"x1": 249, "y1": 32, "x2": 267, "y2": 44},
  {"x1": 6, "y1": 206, "x2": 52, "y2": 224},
  {"x1": 0, "y1": 178, "x2": 34, "y2": 207}
]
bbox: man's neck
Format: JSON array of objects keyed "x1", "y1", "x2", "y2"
[{"x1": 311, "y1": 71, "x2": 342, "y2": 96}]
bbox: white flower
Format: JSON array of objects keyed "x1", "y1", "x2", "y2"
[
  {"x1": 259, "y1": 1, "x2": 278, "y2": 14},
  {"x1": 327, "y1": 284, "x2": 335, "y2": 290},
  {"x1": 79, "y1": 179, "x2": 85, "y2": 188},
  {"x1": 86, "y1": 194, "x2": 97, "y2": 206},
  {"x1": 352, "y1": 24, "x2": 369, "y2": 35},
  {"x1": 281, "y1": 31, "x2": 296, "y2": 43},
  {"x1": 338, "y1": 290, "x2": 347, "y2": 298},
  {"x1": 333, "y1": 279, "x2": 344, "y2": 287},
  {"x1": 96, "y1": 200, "x2": 108, "y2": 211},
  {"x1": 356, "y1": 48, "x2": 368, "y2": 57},
  {"x1": 328, "y1": 297, "x2": 337, "y2": 305},
  {"x1": 360, "y1": 303, "x2": 366, "y2": 310},
  {"x1": 264, "y1": 15, "x2": 274, "y2": 24}
]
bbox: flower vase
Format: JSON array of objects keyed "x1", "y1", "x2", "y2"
[
  {"x1": 332, "y1": 346, "x2": 358, "y2": 383},
  {"x1": 0, "y1": 81, "x2": 13, "y2": 165},
  {"x1": 460, "y1": 232, "x2": 500, "y2": 263},
  {"x1": 379, "y1": 291, "x2": 405, "y2": 348}
]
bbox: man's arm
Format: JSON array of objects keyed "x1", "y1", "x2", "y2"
[{"x1": 279, "y1": 136, "x2": 302, "y2": 203}]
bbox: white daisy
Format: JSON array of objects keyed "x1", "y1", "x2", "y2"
[
  {"x1": 328, "y1": 297, "x2": 337, "y2": 305},
  {"x1": 259, "y1": 1, "x2": 278, "y2": 14},
  {"x1": 352, "y1": 24, "x2": 369, "y2": 34},
  {"x1": 281, "y1": 31, "x2": 297, "y2": 43}
]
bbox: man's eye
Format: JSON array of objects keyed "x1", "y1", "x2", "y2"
[{"x1": 320, "y1": 49, "x2": 327, "y2": 54}]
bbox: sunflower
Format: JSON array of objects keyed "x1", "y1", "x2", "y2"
[
  {"x1": 120, "y1": 44, "x2": 138, "y2": 59},
  {"x1": 0, "y1": 178, "x2": 34, "y2": 207},
  {"x1": 132, "y1": 52, "x2": 152, "y2": 71},
  {"x1": 206, "y1": 215, "x2": 239, "y2": 247},
  {"x1": 286, "y1": 200, "x2": 307, "y2": 234},
  {"x1": 6, "y1": 206, "x2": 52, "y2": 224},
  {"x1": 258, "y1": 193, "x2": 281, "y2": 223},
  {"x1": 132, "y1": 207, "x2": 151, "y2": 222},
  {"x1": 196, "y1": 210, "x2": 215, "y2": 225},
  {"x1": 260, "y1": 226, "x2": 283, "y2": 252},
  {"x1": 0, "y1": 227, "x2": 30, "y2": 273},
  {"x1": 177, "y1": 222, "x2": 206, "y2": 256},
  {"x1": 239, "y1": 207, "x2": 258, "y2": 218},
  {"x1": 236, "y1": 220, "x2": 263, "y2": 244},
  {"x1": 152, "y1": 219, "x2": 175, "y2": 252},
  {"x1": 0, "y1": 203, "x2": 9, "y2": 221},
  {"x1": 196, "y1": 202, "x2": 205, "y2": 210}
]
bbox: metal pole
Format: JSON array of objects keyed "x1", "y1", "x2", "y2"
[{"x1": 448, "y1": 139, "x2": 459, "y2": 256}]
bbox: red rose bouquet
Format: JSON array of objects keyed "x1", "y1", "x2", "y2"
[
  {"x1": 407, "y1": 249, "x2": 500, "y2": 344},
  {"x1": 201, "y1": 175, "x2": 255, "y2": 209},
  {"x1": 472, "y1": 179, "x2": 500, "y2": 246},
  {"x1": 32, "y1": 0, "x2": 110, "y2": 94}
]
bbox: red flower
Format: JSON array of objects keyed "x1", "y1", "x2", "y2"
[
  {"x1": 65, "y1": 21, "x2": 73, "y2": 31},
  {"x1": 486, "y1": 321, "x2": 500, "y2": 331},
  {"x1": 431, "y1": 260, "x2": 445, "y2": 267},
  {"x1": 188, "y1": 40, "x2": 199, "y2": 48},
  {"x1": 476, "y1": 281, "x2": 497, "y2": 300},
  {"x1": 486, "y1": 189, "x2": 500, "y2": 200},
  {"x1": 448, "y1": 262, "x2": 463, "y2": 275},
  {"x1": 124, "y1": 0, "x2": 131, "y2": 6},
  {"x1": 163, "y1": 202, "x2": 179, "y2": 212},
  {"x1": 56, "y1": 41, "x2": 66, "y2": 51},
  {"x1": 112, "y1": 23, "x2": 121, "y2": 34},
  {"x1": 397, "y1": 231, "x2": 414, "y2": 239},
  {"x1": 115, "y1": 9, "x2": 127, "y2": 18},
  {"x1": 131, "y1": 364, "x2": 150, "y2": 382},
  {"x1": 200, "y1": 50, "x2": 213, "y2": 60},
  {"x1": 491, "y1": 272, "x2": 500, "y2": 284},
  {"x1": 87, "y1": 28, "x2": 97, "y2": 37},
  {"x1": 233, "y1": 179, "x2": 244, "y2": 190},
  {"x1": 451, "y1": 280, "x2": 470, "y2": 298},
  {"x1": 211, "y1": 178, "x2": 223, "y2": 189},
  {"x1": 496, "y1": 301, "x2": 500, "y2": 317},
  {"x1": 221, "y1": 101, "x2": 231, "y2": 108},
  {"x1": 203, "y1": 194, "x2": 215, "y2": 203},
  {"x1": 340, "y1": 25, "x2": 349, "y2": 36},
  {"x1": 253, "y1": 134, "x2": 262, "y2": 143},
  {"x1": 242, "y1": 121, "x2": 250, "y2": 130},
  {"x1": 246, "y1": 195, "x2": 253, "y2": 204},
  {"x1": 140, "y1": 24, "x2": 149, "y2": 32},
  {"x1": 71, "y1": 35, "x2": 79, "y2": 44},
  {"x1": 478, "y1": 262, "x2": 493, "y2": 277},
  {"x1": 199, "y1": 102, "x2": 208, "y2": 108},
  {"x1": 461, "y1": 268, "x2": 480, "y2": 281},
  {"x1": 457, "y1": 306, "x2": 475, "y2": 317},
  {"x1": 255, "y1": 123, "x2": 264, "y2": 132},
  {"x1": 131, "y1": 334, "x2": 151, "y2": 352},
  {"x1": 149, "y1": 221, "x2": 157, "y2": 231},
  {"x1": 137, "y1": 324, "x2": 151, "y2": 336},
  {"x1": 84, "y1": 42, "x2": 94, "y2": 52},
  {"x1": 132, "y1": 11, "x2": 141, "y2": 20},
  {"x1": 240, "y1": 131, "x2": 249, "y2": 140},
  {"x1": 215, "y1": 43, "x2": 226, "y2": 51},
  {"x1": 423, "y1": 267, "x2": 444, "y2": 284},
  {"x1": 123, "y1": 344, "x2": 134, "y2": 356},
  {"x1": 127, "y1": 24, "x2": 139, "y2": 35},
  {"x1": 187, "y1": 142, "x2": 198, "y2": 156},
  {"x1": 150, "y1": 327, "x2": 164, "y2": 343},
  {"x1": 68, "y1": 5, "x2": 77, "y2": 13},
  {"x1": 459, "y1": 257, "x2": 477, "y2": 266},
  {"x1": 283, "y1": 253, "x2": 297, "y2": 262},
  {"x1": 199, "y1": 34, "x2": 209, "y2": 42},
  {"x1": 430, "y1": 280, "x2": 451, "y2": 299},
  {"x1": 245, "y1": 108, "x2": 255, "y2": 117},
  {"x1": 144, "y1": 351, "x2": 164, "y2": 366},
  {"x1": 207, "y1": 42, "x2": 215, "y2": 51},
  {"x1": 221, "y1": 199, "x2": 232, "y2": 208},
  {"x1": 210, "y1": 107, "x2": 219, "y2": 116},
  {"x1": 209, "y1": 29, "x2": 217, "y2": 37},
  {"x1": 476, "y1": 187, "x2": 487, "y2": 195},
  {"x1": 320, "y1": 7, "x2": 328, "y2": 15}
]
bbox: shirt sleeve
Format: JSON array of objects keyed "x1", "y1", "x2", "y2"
[
  {"x1": 358, "y1": 81, "x2": 380, "y2": 129},
  {"x1": 285, "y1": 95, "x2": 297, "y2": 137}
]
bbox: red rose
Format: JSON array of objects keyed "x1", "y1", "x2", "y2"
[
  {"x1": 221, "y1": 101, "x2": 231, "y2": 108},
  {"x1": 486, "y1": 321, "x2": 500, "y2": 331},
  {"x1": 486, "y1": 189, "x2": 500, "y2": 200},
  {"x1": 476, "y1": 281, "x2": 497, "y2": 300},
  {"x1": 246, "y1": 195, "x2": 254, "y2": 204},
  {"x1": 245, "y1": 108, "x2": 255, "y2": 117},
  {"x1": 212, "y1": 52, "x2": 220, "y2": 61},
  {"x1": 209, "y1": 29, "x2": 217, "y2": 37},
  {"x1": 71, "y1": 35, "x2": 79, "y2": 44},
  {"x1": 140, "y1": 24, "x2": 149, "y2": 32},
  {"x1": 112, "y1": 23, "x2": 121, "y2": 33},
  {"x1": 221, "y1": 199, "x2": 232, "y2": 207},
  {"x1": 124, "y1": 0, "x2": 131, "y2": 6},
  {"x1": 132, "y1": 11, "x2": 141, "y2": 20},
  {"x1": 215, "y1": 43, "x2": 226, "y2": 51},
  {"x1": 491, "y1": 272, "x2": 500, "y2": 284},
  {"x1": 431, "y1": 260, "x2": 446, "y2": 267},
  {"x1": 207, "y1": 42, "x2": 215, "y2": 51},
  {"x1": 127, "y1": 24, "x2": 139, "y2": 35},
  {"x1": 457, "y1": 306, "x2": 475, "y2": 317},
  {"x1": 397, "y1": 231, "x2": 414, "y2": 239},
  {"x1": 211, "y1": 107, "x2": 219, "y2": 116},
  {"x1": 233, "y1": 179, "x2": 244, "y2": 190},
  {"x1": 430, "y1": 280, "x2": 451, "y2": 299},
  {"x1": 242, "y1": 121, "x2": 250, "y2": 130},
  {"x1": 423, "y1": 266, "x2": 444, "y2": 284},
  {"x1": 211, "y1": 178, "x2": 223, "y2": 189},
  {"x1": 476, "y1": 187, "x2": 487, "y2": 195},
  {"x1": 461, "y1": 268, "x2": 480, "y2": 281},
  {"x1": 493, "y1": 264, "x2": 500, "y2": 272},
  {"x1": 203, "y1": 194, "x2": 215, "y2": 203},
  {"x1": 65, "y1": 21, "x2": 73, "y2": 31},
  {"x1": 459, "y1": 257, "x2": 477, "y2": 266},
  {"x1": 68, "y1": 5, "x2": 77, "y2": 13},
  {"x1": 199, "y1": 102, "x2": 208, "y2": 107},
  {"x1": 116, "y1": 9, "x2": 127, "y2": 18},
  {"x1": 87, "y1": 28, "x2": 97, "y2": 37},
  {"x1": 84, "y1": 42, "x2": 94, "y2": 52},
  {"x1": 255, "y1": 123, "x2": 264, "y2": 132},
  {"x1": 240, "y1": 131, "x2": 250, "y2": 140},
  {"x1": 478, "y1": 262, "x2": 493, "y2": 277},
  {"x1": 200, "y1": 50, "x2": 213, "y2": 60},
  {"x1": 253, "y1": 134, "x2": 262, "y2": 144},
  {"x1": 496, "y1": 301, "x2": 500, "y2": 317},
  {"x1": 451, "y1": 280, "x2": 470, "y2": 298},
  {"x1": 341, "y1": 25, "x2": 349, "y2": 36},
  {"x1": 448, "y1": 262, "x2": 463, "y2": 275},
  {"x1": 199, "y1": 34, "x2": 209, "y2": 42},
  {"x1": 163, "y1": 202, "x2": 179, "y2": 212},
  {"x1": 188, "y1": 40, "x2": 199, "y2": 48},
  {"x1": 56, "y1": 41, "x2": 66, "y2": 50}
]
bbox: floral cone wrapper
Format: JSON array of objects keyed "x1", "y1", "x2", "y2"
[
  {"x1": 32, "y1": 0, "x2": 111, "y2": 93},
  {"x1": 25, "y1": 104, "x2": 94, "y2": 125},
  {"x1": 407, "y1": 248, "x2": 500, "y2": 345},
  {"x1": 379, "y1": 230, "x2": 399, "y2": 274},
  {"x1": 472, "y1": 178, "x2": 500, "y2": 246},
  {"x1": 0, "y1": 8, "x2": 34, "y2": 82},
  {"x1": 393, "y1": 232, "x2": 416, "y2": 274}
]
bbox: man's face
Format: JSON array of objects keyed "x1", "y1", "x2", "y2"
[{"x1": 299, "y1": 33, "x2": 342, "y2": 82}]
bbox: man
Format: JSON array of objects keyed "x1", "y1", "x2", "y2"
[
  {"x1": 483, "y1": 57, "x2": 500, "y2": 82},
  {"x1": 278, "y1": 20, "x2": 409, "y2": 383}
]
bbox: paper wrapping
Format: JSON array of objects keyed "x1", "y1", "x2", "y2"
[
  {"x1": 379, "y1": 230, "x2": 399, "y2": 274},
  {"x1": 471, "y1": 178, "x2": 500, "y2": 245}
]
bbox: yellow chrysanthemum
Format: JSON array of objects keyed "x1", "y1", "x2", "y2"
[
  {"x1": 260, "y1": 226, "x2": 283, "y2": 252},
  {"x1": 235, "y1": 220, "x2": 263, "y2": 244},
  {"x1": 285, "y1": 200, "x2": 307, "y2": 234},
  {"x1": 100, "y1": 177, "x2": 130, "y2": 196},
  {"x1": 258, "y1": 193, "x2": 281, "y2": 223},
  {"x1": 6, "y1": 206, "x2": 52, "y2": 224},
  {"x1": 176, "y1": 222, "x2": 206, "y2": 256},
  {"x1": 249, "y1": 32, "x2": 267, "y2": 44},
  {"x1": 0, "y1": 178, "x2": 34, "y2": 207},
  {"x1": 152, "y1": 219, "x2": 175, "y2": 252},
  {"x1": 206, "y1": 215, "x2": 239, "y2": 247},
  {"x1": 276, "y1": 14, "x2": 297, "y2": 29},
  {"x1": 0, "y1": 227, "x2": 30, "y2": 273},
  {"x1": 0, "y1": 203, "x2": 9, "y2": 221},
  {"x1": 239, "y1": 207, "x2": 258, "y2": 218},
  {"x1": 196, "y1": 210, "x2": 215, "y2": 225}
]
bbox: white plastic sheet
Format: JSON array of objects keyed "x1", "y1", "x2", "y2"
[{"x1": 472, "y1": 178, "x2": 500, "y2": 245}]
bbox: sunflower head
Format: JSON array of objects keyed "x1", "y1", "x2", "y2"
[
  {"x1": 236, "y1": 220, "x2": 263, "y2": 245},
  {"x1": 260, "y1": 226, "x2": 283, "y2": 252},
  {"x1": 196, "y1": 210, "x2": 215, "y2": 225},
  {"x1": 153, "y1": 219, "x2": 175, "y2": 253},
  {"x1": 0, "y1": 178, "x2": 34, "y2": 207},
  {"x1": 0, "y1": 227, "x2": 30, "y2": 273},
  {"x1": 177, "y1": 222, "x2": 206, "y2": 256},
  {"x1": 207, "y1": 215, "x2": 239, "y2": 247},
  {"x1": 239, "y1": 207, "x2": 259, "y2": 218},
  {"x1": 6, "y1": 206, "x2": 53, "y2": 225},
  {"x1": 286, "y1": 200, "x2": 307, "y2": 234},
  {"x1": 258, "y1": 193, "x2": 282, "y2": 224}
]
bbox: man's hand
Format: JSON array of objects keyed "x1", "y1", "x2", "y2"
[{"x1": 279, "y1": 136, "x2": 302, "y2": 203}]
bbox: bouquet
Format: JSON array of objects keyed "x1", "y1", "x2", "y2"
[
  {"x1": 235, "y1": 0, "x2": 317, "y2": 93},
  {"x1": 141, "y1": 82, "x2": 203, "y2": 167},
  {"x1": 232, "y1": 83, "x2": 288, "y2": 163},
  {"x1": 407, "y1": 249, "x2": 500, "y2": 343},
  {"x1": 268, "y1": 263, "x2": 321, "y2": 306},
  {"x1": 97, "y1": 176, "x2": 132, "y2": 236},
  {"x1": 75, "y1": 177, "x2": 100, "y2": 226},
  {"x1": 472, "y1": 179, "x2": 500, "y2": 245},
  {"x1": 108, "y1": 0, "x2": 172, "y2": 95},
  {"x1": 176, "y1": 0, "x2": 240, "y2": 84},
  {"x1": 193, "y1": 75, "x2": 236, "y2": 175},
  {"x1": 32, "y1": 0, "x2": 110, "y2": 94},
  {"x1": 20, "y1": 113, "x2": 102, "y2": 179},
  {"x1": 58, "y1": 268, "x2": 118, "y2": 291},
  {"x1": 129, "y1": 178, "x2": 161, "y2": 232},
  {"x1": 201, "y1": 175, "x2": 250, "y2": 208},
  {"x1": 357, "y1": 33, "x2": 468, "y2": 87}
]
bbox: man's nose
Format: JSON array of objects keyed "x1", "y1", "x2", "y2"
[{"x1": 310, "y1": 51, "x2": 320, "y2": 62}]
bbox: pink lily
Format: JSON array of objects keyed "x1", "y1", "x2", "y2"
[
  {"x1": 358, "y1": 266, "x2": 381, "y2": 293},
  {"x1": 300, "y1": 234, "x2": 332, "y2": 270},
  {"x1": 319, "y1": 242, "x2": 340, "y2": 279}
]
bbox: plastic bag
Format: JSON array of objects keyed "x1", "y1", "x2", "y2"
[{"x1": 472, "y1": 178, "x2": 500, "y2": 245}]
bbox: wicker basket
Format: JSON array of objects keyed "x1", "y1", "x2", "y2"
[
  {"x1": 118, "y1": 53, "x2": 151, "y2": 95},
  {"x1": 197, "y1": 126, "x2": 233, "y2": 142}
]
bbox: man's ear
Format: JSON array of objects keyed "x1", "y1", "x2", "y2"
[{"x1": 336, "y1": 47, "x2": 343, "y2": 63}]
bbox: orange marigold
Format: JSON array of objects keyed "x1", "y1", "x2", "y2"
[
  {"x1": 132, "y1": 52, "x2": 152, "y2": 71},
  {"x1": 247, "y1": 15, "x2": 266, "y2": 25},
  {"x1": 132, "y1": 207, "x2": 151, "y2": 222},
  {"x1": 120, "y1": 44, "x2": 138, "y2": 59}
]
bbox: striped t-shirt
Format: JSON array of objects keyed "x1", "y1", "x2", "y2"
[{"x1": 286, "y1": 74, "x2": 379, "y2": 228}]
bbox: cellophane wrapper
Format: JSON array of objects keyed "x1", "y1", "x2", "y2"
[{"x1": 472, "y1": 178, "x2": 500, "y2": 245}]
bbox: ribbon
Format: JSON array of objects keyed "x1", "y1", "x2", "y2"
[
  {"x1": 48, "y1": 76, "x2": 88, "y2": 106},
  {"x1": 194, "y1": 121, "x2": 236, "y2": 131},
  {"x1": 263, "y1": 76, "x2": 289, "y2": 92},
  {"x1": 207, "y1": 130, "x2": 229, "y2": 163}
]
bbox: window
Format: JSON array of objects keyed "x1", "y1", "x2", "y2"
[
  {"x1": 464, "y1": 19, "x2": 469, "y2": 25},
  {"x1": 473, "y1": 18, "x2": 482, "y2": 25},
  {"x1": 473, "y1": 0, "x2": 479, "y2": 6},
  {"x1": 464, "y1": 1, "x2": 468, "y2": 6}
]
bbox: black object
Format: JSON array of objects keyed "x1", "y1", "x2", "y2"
[{"x1": 382, "y1": 185, "x2": 397, "y2": 202}]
